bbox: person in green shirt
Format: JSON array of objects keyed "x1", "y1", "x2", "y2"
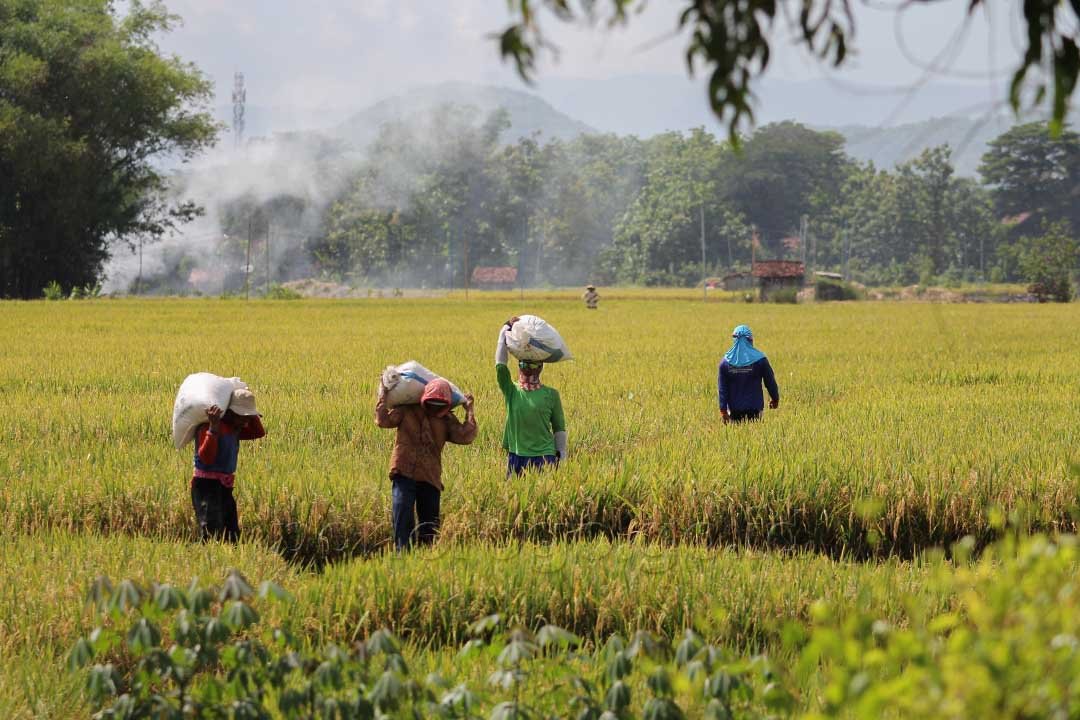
[{"x1": 495, "y1": 317, "x2": 567, "y2": 475}]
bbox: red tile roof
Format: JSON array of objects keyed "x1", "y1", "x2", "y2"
[
  {"x1": 471, "y1": 266, "x2": 518, "y2": 284},
  {"x1": 1001, "y1": 211, "x2": 1032, "y2": 226},
  {"x1": 752, "y1": 260, "x2": 805, "y2": 279}
]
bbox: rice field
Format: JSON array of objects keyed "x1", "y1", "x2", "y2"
[{"x1": 1, "y1": 295, "x2": 1078, "y2": 716}]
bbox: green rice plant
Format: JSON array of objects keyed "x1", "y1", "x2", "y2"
[
  {"x1": 0, "y1": 533, "x2": 943, "y2": 715},
  {"x1": 1, "y1": 299, "x2": 1078, "y2": 562},
  {"x1": 298, "y1": 539, "x2": 945, "y2": 649}
]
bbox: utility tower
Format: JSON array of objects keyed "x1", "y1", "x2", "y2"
[{"x1": 232, "y1": 71, "x2": 246, "y2": 148}]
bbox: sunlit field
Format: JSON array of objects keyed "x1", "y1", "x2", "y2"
[{"x1": 2, "y1": 296, "x2": 1078, "y2": 715}]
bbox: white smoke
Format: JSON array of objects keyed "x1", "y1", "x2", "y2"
[{"x1": 103, "y1": 130, "x2": 358, "y2": 294}]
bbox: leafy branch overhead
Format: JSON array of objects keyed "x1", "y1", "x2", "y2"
[{"x1": 497, "y1": 0, "x2": 1080, "y2": 138}]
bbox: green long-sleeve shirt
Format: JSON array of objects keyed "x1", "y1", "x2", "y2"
[{"x1": 496, "y1": 363, "x2": 566, "y2": 457}]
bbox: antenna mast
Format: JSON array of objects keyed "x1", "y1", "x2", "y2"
[{"x1": 232, "y1": 71, "x2": 246, "y2": 148}]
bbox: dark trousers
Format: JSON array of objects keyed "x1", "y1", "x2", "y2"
[
  {"x1": 729, "y1": 410, "x2": 762, "y2": 423},
  {"x1": 191, "y1": 477, "x2": 239, "y2": 543},
  {"x1": 391, "y1": 474, "x2": 441, "y2": 550},
  {"x1": 506, "y1": 453, "x2": 559, "y2": 477}
]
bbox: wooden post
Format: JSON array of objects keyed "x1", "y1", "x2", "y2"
[
  {"x1": 700, "y1": 204, "x2": 707, "y2": 302},
  {"x1": 463, "y1": 229, "x2": 469, "y2": 301},
  {"x1": 266, "y1": 221, "x2": 271, "y2": 293},
  {"x1": 245, "y1": 217, "x2": 252, "y2": 300}
]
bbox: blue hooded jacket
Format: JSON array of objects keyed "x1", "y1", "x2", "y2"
[{"x1": 718, "y1": 325, "x2": 779, "y2": 413}]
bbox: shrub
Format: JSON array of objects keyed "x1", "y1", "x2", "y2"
[
  {"x1": 768, "y1": 287, "x2": 799, "y2": 303},
  {"x1": 42, "y1": 281, "x2": 64, "y2": 301},
  {"x1": 814, "y1": 278, "x2": 859, "y2": 301},
  {"x1": 802, "y1": 532, "x2": 1080, "y2": 718},
  {"x1": 265, "y1": 284, "x2": 303, "y2": 300},
  {"x1": 69, "y1": 282, "x2": 102, "y2": 300},
  {"x1": 1010, "y1": 222, "x2": 1079, "y2": 302}
]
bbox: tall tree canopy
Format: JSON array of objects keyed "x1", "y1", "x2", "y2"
[
  {"x1": 0, "y1": 0, "x2": 217, "y2": 298},
  {"x1": 497, "y1": 0, "x2": 1080, "y2": 139},
  {"x1": 721, "y1": 121, "x2": 848, "y2": 247},
  {"x1": 979, "y1": 122, "x2": 1080, "y2": 231}
]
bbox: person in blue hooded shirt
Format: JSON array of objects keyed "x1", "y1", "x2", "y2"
[{"x1": 718, "y1": 325, "x2": 779, "y2": 423}]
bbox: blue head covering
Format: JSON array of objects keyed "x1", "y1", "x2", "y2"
[{"x1": 724, "y1": 324, "x2": 766, "y2": 367}]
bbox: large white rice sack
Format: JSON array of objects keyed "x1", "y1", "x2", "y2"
[
  {"x1": 172, "y1": 373, "x2": 248, "y2": 449},
  {"x1": 381, "y1": 361, "x2": 466, "y2": 408},
  {"x1": 506, "y1": 315, "x2": 573, "y2": 363}
]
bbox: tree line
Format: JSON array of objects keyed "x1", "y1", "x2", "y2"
[{"x1": 300, "y1": 110, "x2": 1080, "y2": 291}]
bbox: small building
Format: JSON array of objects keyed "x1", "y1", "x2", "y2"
[
  {"x1": 471, "y1": 266, "x2": 518, "y2": 289},
  {"x1": 752, "y1": 260, "x2": 805, "y2": 300},
  {"x1": 719, "y1": 272, "x2": 755, "y2": 291}
]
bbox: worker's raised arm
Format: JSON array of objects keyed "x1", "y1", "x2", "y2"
[
  {"x1": 761, "y1": 357, "x2": 780, "y2": 408},
  {"x1": 495, "y1": 326, "x2": 509, "y2": 366},
  {"x1": 448, "y1": 394, "x2": 478, "y2": 445},
  {"x1": 196, "y1": 424, "x2": 218, "y2": 465},
  {"x1": 374, "y1": 384, "x2": 404, "y2": 428},
  {"x1": 496, "y1": 319, "x2": 519, "y2": 400}
]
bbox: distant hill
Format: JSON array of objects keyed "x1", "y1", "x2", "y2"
[
  {"x1": 330, "y1": 83, "x2": 596, "y2": 150},
  {"x1": 531, "y1": 74, "x2": 1005, "y2": 135},
  {"x1": 828, "y1": 115, "x2": 1018, "y2": 177},
  {"x1": 211, "y1": 80, "x2": 1060, "y2": 177}
]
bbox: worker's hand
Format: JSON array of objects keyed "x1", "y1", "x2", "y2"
[
  {"x1": 463, "y1": 393, "x2": 475, "y2": 412},
  {"x1": 769, "y1": 398, "x2": 779, "y2": 410},
  {"x1": 207, "y1": 405, "x2": 223, "y2": 432},
  {"x1": 504, "y1": 316, "x2": 520, "y2": 330},
  {"x1": 721, "y1": 408, "x2": 730, "y2": 424}
]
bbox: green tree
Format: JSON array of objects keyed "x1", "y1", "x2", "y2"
[
  {"x1": 721, "y1": 122, "x2": 848, "y2": 252},
  {"x1": 606, "y1": 130, "x2": 748, "y2": 284},
  {"x1": 1006, "y1": 221, "x2": 1079, "y2": 301},
  {"x1": 894, "y1": 146, "x2": 955, "y2": 276},
  {"x1": 497, "y1": 1, "x2": 1080, "y2": 140},
  {"x1": 979, "y1": 122, "x2": 1080, "y2": 232},
  {"x1": 0, "y1": 0, "x2": 217, "y2": 298}
]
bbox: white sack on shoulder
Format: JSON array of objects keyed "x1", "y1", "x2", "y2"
[
  {"x1": 172, "y1": 373, "x2": 248, "y2": 449},
  {"x1": 381, "y1": 361, "x2": 466, "y2": 408},
  {"x1": 505, "y1": 315, "x2": 573, "y2": 362}
]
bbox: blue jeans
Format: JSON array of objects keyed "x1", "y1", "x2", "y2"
[
  {"x1": 506, "y1": 453, "x2": 559, "y2": 477},
  {"x1": 391, "y1": 474, "x2": 440, "y2": 550}
]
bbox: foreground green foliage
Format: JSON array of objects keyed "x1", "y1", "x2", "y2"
[
  {"x1": 805, "y1": 533, "x2": 1080, "y2": 718},
  {"x1": 66, "y1": 532, "x2": 1080, "y2": 718},
  {"x1": 70, "y1": 571, "x2": 792, "y2": 719}
]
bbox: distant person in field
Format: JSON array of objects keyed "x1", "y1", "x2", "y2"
[
  {"x1": 375, "y1": 378, "x2": 477, "y2": 550},
  {"x1": 718, "y1": 324, "x2": 779, "y2": 423},
  {"x1": 583, "y1": 284, "x2": 599, "y2": 309},
  {"x1": 496, "y1": 317, "x2": 567, "y2": 475},
  {"x1": 192, "y1": 389, "x2": 265, "y2": 542}
]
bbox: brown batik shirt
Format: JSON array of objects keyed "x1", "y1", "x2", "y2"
[{"x1": 374, "y1": 397, "x2": 477, "y2": 491}]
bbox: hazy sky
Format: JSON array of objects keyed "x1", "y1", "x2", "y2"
[{"x1": 155, "y1": 0, "x2": 1025, "y2": 111}]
